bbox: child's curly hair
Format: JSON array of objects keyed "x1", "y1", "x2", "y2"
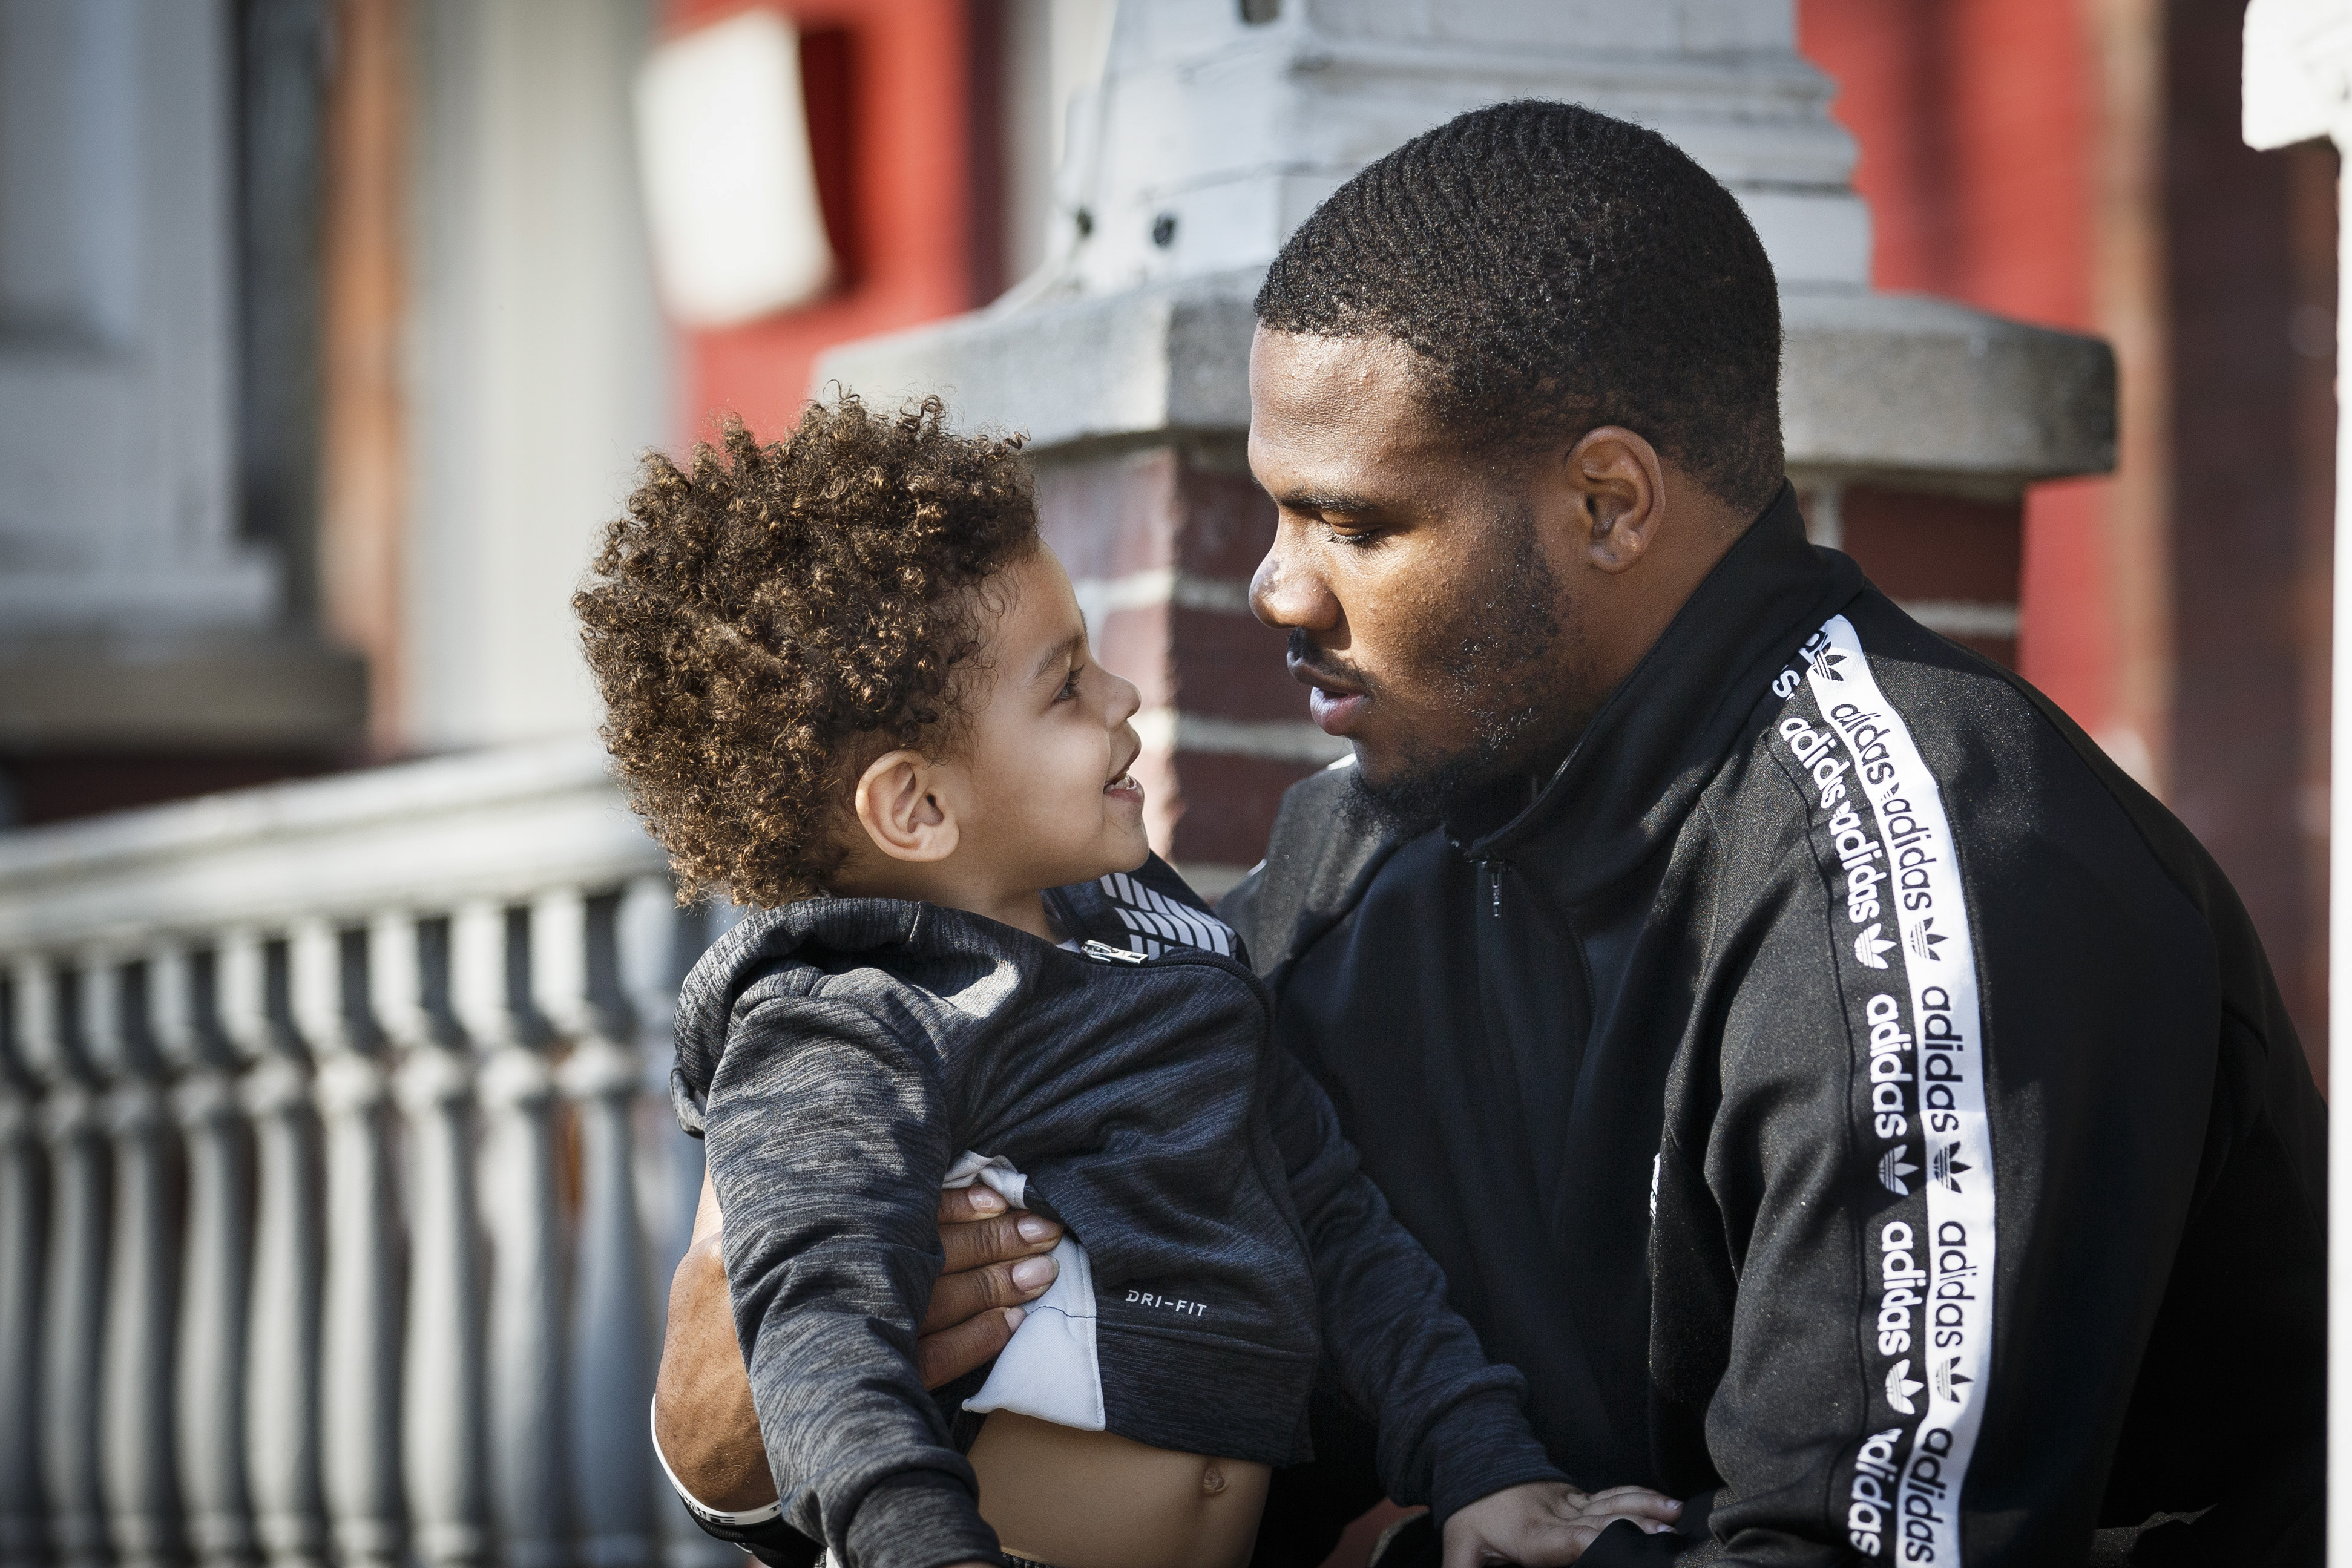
[{"x1": 575, "y1": 394, "x2": 1039, "y2": 906}]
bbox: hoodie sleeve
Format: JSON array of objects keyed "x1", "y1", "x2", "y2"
[
  {"x1": 1261, "y1": 1046, "x2": 1566, "y2": 1523},
  {"x1": 697, "y1": 989, "x2": 1000, "y2": 1568},
  {"x1": 1637, "y1": 670, "x2": 2255, "y2": 1567}
]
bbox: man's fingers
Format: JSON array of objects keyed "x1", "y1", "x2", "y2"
[
  {"x1": 1577, "y1": 1487, "x2": 1682, "y2": 1523},
  {"x1": 1586, "y1": 1511, "x2": 1677, "y2": 1539},
  {"x1": 939, "y1": 1209, "x2": 1062, "y2": 1275},
  {"x1": 936, "y1": 1184, "x2": 1007, "y2": 1224},
  {"x1": 919, "y1": 1253, "x2": 1057, "y2": 1334},
  {"x1": 915, "y1": 1304, "x2": 1025, "y2": 1391}
]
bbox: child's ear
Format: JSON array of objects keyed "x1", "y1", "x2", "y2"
[{"x1": 853, "y1": 750, "x2": 959, "y2": 864}]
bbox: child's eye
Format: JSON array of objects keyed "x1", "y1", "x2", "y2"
[{"x1": 1057, "y1": 668, "x2": 1082, "y2": 701}]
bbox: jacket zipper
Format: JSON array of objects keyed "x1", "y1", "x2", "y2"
[
  {"x1": 1485, "y1": 859, "x2": 1505, "y2": 919},
  {"x1": 1075, "y1": 942, "x2": 1278, "y2": 1026}
]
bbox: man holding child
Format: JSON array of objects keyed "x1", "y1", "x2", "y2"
[{"x1": 648, "y1": 102, "x2": 2325, "y2": 1566}]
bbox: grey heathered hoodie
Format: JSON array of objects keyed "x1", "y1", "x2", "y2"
[{"x1": 672, "y1": 856, "x2": 1561, "y2": 1568}]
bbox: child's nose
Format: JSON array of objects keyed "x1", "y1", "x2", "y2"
[{"x1": 1105, "y1": 669, "x2": 1142, "y2": 726}]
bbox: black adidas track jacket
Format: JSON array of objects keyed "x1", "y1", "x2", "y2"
[{"x1": 1222, "y1": 487, "x2": 2326, "y2": 1567}]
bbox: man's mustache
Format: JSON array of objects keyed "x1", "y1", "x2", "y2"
[{"x1": 1286, "y1": 630, "x2": 1376, "y2": 695}]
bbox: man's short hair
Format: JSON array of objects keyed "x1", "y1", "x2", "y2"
[{"x1": 1255, "y1": 100, "x2": 1784, "y2": 512}]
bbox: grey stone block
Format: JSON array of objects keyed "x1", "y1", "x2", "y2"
[{"x1": 818, "y1": 273, "x2": 2117, "y2": 493}]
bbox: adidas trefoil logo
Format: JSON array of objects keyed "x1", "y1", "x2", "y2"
[
  {"x1": 1931, "y1": 1356, "x2": 1974, "y2": 1405},
  {"x1": 1885, "y1": 1359, "x2": 1922, "y2": 1415},
  {"x1": 1854, "y1": 924, "x2": 1896, "y2": 969},
  {"x1": 1907, "y1": 918, "x2": 1947, "y2": 962},
  {"x1": 1809, "y1": 646, "x2": 1851, "y2": 683},
  {"x1": 1878, "y1": 1147, "x2": 1919, "y2": 1196},
  {"x1": 1930, "y1": 1141, "x2": 1971, "y2": 1193}
]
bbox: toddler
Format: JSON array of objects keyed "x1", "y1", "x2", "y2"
[{"x1": 576, "y1": 398, "x2": 1679, "y2": 1568}]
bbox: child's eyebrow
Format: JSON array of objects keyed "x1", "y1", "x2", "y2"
[{"x1": 1030, "y1": 631, "x2": 1086, "y2": 685}]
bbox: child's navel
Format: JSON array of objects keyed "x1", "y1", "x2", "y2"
[{"x1": 1200, "y1": 1461, "x2": 1227, "y2": 1497}]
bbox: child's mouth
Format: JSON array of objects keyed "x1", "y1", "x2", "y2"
[{"x1": 1105, "y1": 771, "x2": 1141, "y2": 798}]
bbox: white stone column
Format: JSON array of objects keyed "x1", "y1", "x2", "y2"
[
  {"x1": 21, "y1": 957, "x2": 110, "y2": 1568},
  {"x1": 90, "y1": 951, "x2": 183, "y2": 1568},
  {"x1": 629, "y1": 890, "x2": 735, "y2": 1568},
  {"x1": 295, "y1": 917, "x2": 404, "y2": 1568},
  {"x1": 225, "y1": 928, "x2": 326, "y2": 1568},
  {"x1": 390, "y1": 912, "x2": 488, "y2": 1568},
  {"x1": 154, "y1": 940, "x2": 255, "y2": 1568},
  {"x1": 542, "y1": 886, "x2": 658, "y2": 1568},
  {"x1": 0, "y1": 969, "x2": 47, "y2": 1568},
  {"x1": 456, "y1": 898, "x2": 568, "y2": 1568}
]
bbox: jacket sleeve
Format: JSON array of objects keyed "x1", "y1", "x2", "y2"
[
  {"x1": 1649, "y1": 740, "x2": 2229, "y2": 1566},
  {"x1": 697, "y1": 992, "x2": 999, "y2": 1568},
  {"x1": 1261, "y1": 1046, "x2": 1566, "y2": 1522}
]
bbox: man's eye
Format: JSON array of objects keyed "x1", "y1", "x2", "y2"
[{"x1": 1324, "y1": 522, "x2": 1381, "y2": 548}]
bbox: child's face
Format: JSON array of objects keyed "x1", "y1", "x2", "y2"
[{"x1": 945, "y1": 545, "x2": 1152, "y2": 894}]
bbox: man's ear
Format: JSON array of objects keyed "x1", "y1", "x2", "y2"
[
  {"x1": 1565, "y1": 426, "x2": 1667, "y2": 574},
  {"x1": 852, "y1": 750, "x2": 959, "y2": 864}
]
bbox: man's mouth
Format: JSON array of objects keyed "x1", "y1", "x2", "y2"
[{"x1": 1291, "y1": 657, "x2": 1371, "y2": 737}]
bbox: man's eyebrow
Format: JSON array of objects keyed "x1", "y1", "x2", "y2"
[
  {"x1": 1273, "y1": 487, "x2": 1382, "y2": 514},
  {"x1": 1030, "y1": 630, "x2": 1086, "y2": 684}
]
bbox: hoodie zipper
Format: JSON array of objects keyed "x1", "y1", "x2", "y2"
[
  {"x1": 1073, "y1": 941, "x2": 1278, "y2": 1025},
  {"x1": 1485, "y1": 859, "x2": 1505, "y2": 919}
]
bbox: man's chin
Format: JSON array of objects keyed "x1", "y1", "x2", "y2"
[{"x1": 1338, "y1": 746, "x2": 1498, "y2": 841}]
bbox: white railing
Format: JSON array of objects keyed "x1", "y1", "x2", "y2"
[{"x1": 0, "y1": 740, "x2": 740, "y2": 1568}]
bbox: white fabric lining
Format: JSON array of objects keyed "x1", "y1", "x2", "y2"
[{"x1": 948, "y1": 1150, "x2": 1106, "y2": 1432}]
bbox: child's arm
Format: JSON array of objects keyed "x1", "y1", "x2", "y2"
[
  {"x1": 1260, "y1": 1050, "x2": 1680, "y2": 1551},
  {"x1": 692, "y1": 993, "x2": 1001, "y2": 1568}
]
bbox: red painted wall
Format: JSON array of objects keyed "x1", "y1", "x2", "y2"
[
  {"x1": 1796, "y1": 0, "x2": 2114, "y2": 737},
  {"x1": 663, "y1": 0, "x2": 988, "y2": 443}
]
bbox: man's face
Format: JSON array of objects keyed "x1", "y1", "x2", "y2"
[{"x1": 1247, "y1": 327, "x2": 1584, "y2": 833}]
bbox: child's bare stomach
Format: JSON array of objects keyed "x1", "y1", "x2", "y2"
[{"x1": 968, "y1": 1412, "x2": 1271, "y2": 1568}]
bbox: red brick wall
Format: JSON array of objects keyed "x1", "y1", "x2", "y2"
[{"x1": 1034, "y1": 445, "x2": 1311, "y2": 877}]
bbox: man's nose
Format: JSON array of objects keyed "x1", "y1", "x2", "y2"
[{"x1": 1250, "y1": 533, "x2": 1335, "y2": 632}]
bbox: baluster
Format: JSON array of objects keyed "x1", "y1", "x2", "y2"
[
  {"x1": 456, "y1": 899, "x2": 567, "y2": 1568},
  {"x1": 626, "y1": 888, "x2": 737, "y2": 1568},
  {"x1": 91, "y1": 952, "x2": 183, "y2": 1568},
  {"x1": 294, "y1": 919, "x2": 402, "y2": 1568},
  {"x1": 389, "y1": 913, "x2": 487, "y2": 1568},
  {"x1": 154, "y1": 941, "x2": 255, "y2": 1568},
  {"x1": 543, "y1": 887, "x2": 653, "y2": 1568},
  {"x1": 225, "y1": 929, "x2": 326, "y2": 1568},
  {"x1": 21, "y1": 957, "x2": 110, "y2": 1568},
  {"x1": 0, "y1": 965, "x2": 47, "y2": 1568}
]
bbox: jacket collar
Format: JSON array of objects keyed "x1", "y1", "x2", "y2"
[{"x1": 1450, "y1": 484, "x2": 1864, "y2": 902}]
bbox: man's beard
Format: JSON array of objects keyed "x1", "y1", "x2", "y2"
[{"x1": 1333, "y1": 507, "x2": 1574, "y2": 841}]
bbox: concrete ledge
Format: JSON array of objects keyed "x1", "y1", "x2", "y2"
[
  {"x1": 817, "y1": 271, "x2": 1262, "y2": 453},
  {"x1": 819, "y1": 274, "x2": 2117, "y2": 488},
  {"x1": 0, "y1": 737, "x2": 663, "y2": 949},
  {"x1": 1778, "y1": 290, "x2": 2115, "y2": 487},
  {"x1": 0, "y1": 632, "x2": 368, "y2": 749}
]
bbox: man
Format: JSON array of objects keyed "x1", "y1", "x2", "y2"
[{"x1": 654, "y1": 102, "x2": 2325, "y2": 1565}]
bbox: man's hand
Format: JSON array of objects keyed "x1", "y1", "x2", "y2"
[
  {"x1": 1440, "y1": 1481, "x2": 1682, "y2": 1568},
  {"x1": 918, "y1": 1182, "x2": 1065, "y2": 1386},
  {"x1": 649, "y1": 1173, "x2": 1065, "y2": 1510}
]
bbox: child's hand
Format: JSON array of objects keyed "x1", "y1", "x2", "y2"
[{"x1": 1441, "y1": 1480, "x2": 1683, "y2": 1567}]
